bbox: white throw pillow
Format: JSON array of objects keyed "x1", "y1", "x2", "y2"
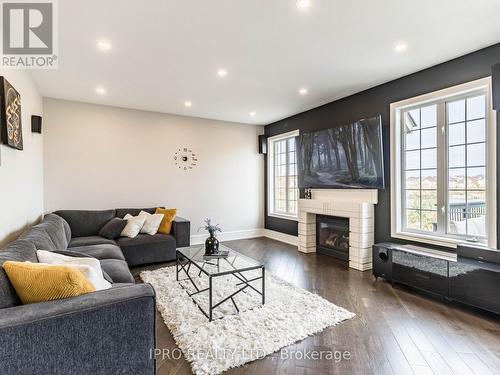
[
  {"x1": 121, "y1": 214, "x2": 147, "y2": 238},
  {"x1": 138, "y1": 210, "x2": 163, "y2": 235},
  {"x1": 36, "y1": 250, "x2": 111, "y2": 291}
]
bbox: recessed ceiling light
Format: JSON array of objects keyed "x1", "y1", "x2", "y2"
[
  {"x1": 217, "y1": 69, "x2": 228, "y2": 77},
  {"x1": 394, "y1": 42, "x2": 408, "y2": 53},
  {"x1": 296, "y1": 0, "x2": 311, "y2": 10},
  {"x1": 299, "y1": 88, "x2": 308, "y2": 95},
  {"x1": 97, "y1": 40, "x2": 112, "y2": 51},
  {"x1": 95, "y1": 86, "x2": 106, "y2": 95},
  {"x1": 249, "y1": 111, "x2": 256, "y2": 117},
  {"x1": 184, "y1": 101, "x2": 192, "y2": 107}
]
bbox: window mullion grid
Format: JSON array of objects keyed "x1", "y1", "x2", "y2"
[
  {"x1": 268, "y1": 132, "x2": 299, "y2": 219},
  {"x1": 394, "y1": 83, "x2": 491, "y2": 245},
  {"x1": 273, "y1": 141, "x2": 280, "y2": 212},
  {"x1": 285, "y1": 139, "x2": 290, "y2": 214},
  {"x1": 401, "y1": 114, "x2": 407, "y2": 231},
  {"x1": 464, "y1": 99, "x2": 469, "y2": 238},
  {"x1": 273, "y1": 141, "x2": 279, "y2": 214},
  {"x1": 483, "y1": 95, "x2": 489, "y2": 242},
  {"x1": 419, "y1": 108, "x2": 423, "y2": 231},
  {"x1": 436, "y1": 102, "x2": 447, "y2": 236}
]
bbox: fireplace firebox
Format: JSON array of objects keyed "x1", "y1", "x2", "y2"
[{"x1": 316, "y1": 215, "x2": 349, "y2": 261}]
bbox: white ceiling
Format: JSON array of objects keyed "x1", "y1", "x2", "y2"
[{"x1": 30, "y1": 0, "x2": 500, "y2": 125}]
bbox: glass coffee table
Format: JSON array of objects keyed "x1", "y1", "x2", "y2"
[{"x1": 176, "y1": 244, "x2": 265, "y2": 321}]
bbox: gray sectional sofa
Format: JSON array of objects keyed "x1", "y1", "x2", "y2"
[
  {"x1": 55, "y1": 207, "x2": 190, "y2": 270},
  {"x1": 0, "y1": 207, "x2": 191, "y2": 375}
]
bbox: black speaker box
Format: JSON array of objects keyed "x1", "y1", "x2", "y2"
[
  {"x1": 31, "y1": 115, "x2": 42, "y2": 133},
  {"x1": 372, "y1": 244, "x2": 392, "y2": 280},
  {"x1": 258, "y1": 134, "x2": 267, "y2": 154},
  {"x1": 493, "y1": 62, "x2": 500, "y2": 111}
]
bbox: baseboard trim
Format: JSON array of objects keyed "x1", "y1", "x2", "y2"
[
  {"x1": 190, "y1": 229, "x2": 264, "y2": 245},
  {"x1": 261, "y1": 229, "x2": 299, "y2": 246},
  {"x1": 189, "y1": 228, "x2": 299, "y2": 247}
]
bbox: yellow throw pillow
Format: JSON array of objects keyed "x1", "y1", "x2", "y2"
[
  {"x1": 155, "y1": 208, "x2": 177, "y2": 234},
  {"x1": 2, "y1": 261, "x2": 95, "y2": 304}
]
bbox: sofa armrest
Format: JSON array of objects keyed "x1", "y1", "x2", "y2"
[
  {"x1": 171, "y1": 216, "x2": 190, "y2": 247},
  {"x1": 0, "y1": 284, "x2": 155, "y2": 375}
]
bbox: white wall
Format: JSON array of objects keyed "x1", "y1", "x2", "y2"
[
  {"x1": 0, "y1": 71, "x2": 44, "y2": 247},
  {"x1": 43, "y1": 99, "x2": 264, "y2": 235}
]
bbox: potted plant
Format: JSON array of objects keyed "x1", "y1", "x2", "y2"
[{"x1": 199, "y1": 218, "x2": 222, "y2": 255}]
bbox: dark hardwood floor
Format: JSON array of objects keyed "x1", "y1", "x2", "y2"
[{"x1": 131, "y1": 237, "x2": 500, "y2": 375}]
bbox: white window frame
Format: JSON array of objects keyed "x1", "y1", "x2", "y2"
[
  {"x1": 391, "y1": 77, "x2": 497, "y2": 249},
  {"x1": 267, "y1": 129, "x2": 300, "y2": 221}
]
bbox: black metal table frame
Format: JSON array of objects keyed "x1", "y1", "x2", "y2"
[{"x1": 176, "y1": 249, "x2": 265, "y2": 321}]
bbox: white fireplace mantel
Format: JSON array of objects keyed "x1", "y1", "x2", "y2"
[{"x1": 298, "y1": 189, "x2": 378, "y2": 271}]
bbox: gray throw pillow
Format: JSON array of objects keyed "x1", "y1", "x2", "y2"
[{"x1": 99, "y1": 218, "x2": 127, "y2": 240}]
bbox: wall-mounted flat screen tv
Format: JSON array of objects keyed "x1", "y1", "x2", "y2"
[{"x1": 297, "y1": 115, "x2": 385, "y2": 189}]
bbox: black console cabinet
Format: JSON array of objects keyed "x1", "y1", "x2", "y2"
[
  {"x1": 392, "y1": 250, "x2": 449, "y2": 296},
  {"x1": 373, "y1": 243, "x2": 500, "y2": 315}
]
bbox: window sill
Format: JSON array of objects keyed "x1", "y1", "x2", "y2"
[
  {"x1": 268, "y1": 212, "x2": 299, "y2": 222},
  {"x1": 392, "y1": 231, "x2": 493, "y2": 251},
  {"x1": 392, "y1": 231, "x2": 459, "y2": 249}
]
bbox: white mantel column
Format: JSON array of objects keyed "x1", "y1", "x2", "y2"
[{"x1": 298, "y1": 211, "x2": 317, "y2": 253}]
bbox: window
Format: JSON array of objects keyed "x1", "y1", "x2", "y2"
[
  {"x1": 268, "y1": 130, "x2": 299, "y2": 219},
  {"x1": 391, "y1": 78, "x2": 496, "y2": 248}
]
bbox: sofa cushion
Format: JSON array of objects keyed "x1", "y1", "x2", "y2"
[
  {"x1": 37, "y1": 214, "x2": 70, "y2": 250},
  {"x1": 99, "y1": 218, "x2": 127, "y2": 239},
  {"x1": 116, "y1": 234, "x2": 176, "y2": 266},
  {"x1": 139, "y1": 212, "x2": 164, "y2": 235},
  {"x1": 115, "y1": 207, "x2": 158, "y2": 218},
  {"x1": 60, "y1": 215, "x2": 72, "y2": 243},
  {"x1": 155, "y1": 208, "x2": 177, "y2": 234},
  {"x1": 54, "y1": 210, "x2": 116, "y2": 237},
  {"x1": 120, "y1": 214, "x2": 147, "y2": 239},
  {"x1": 53, "y1": 250, "x2": 114, "y2": 284},
  {"x1": 69, "y1": 244, "x2": 125, "y2": 261},
  {"x1": 69, "y1": 236, "x2": 117, "y2": 248},
  {"x1": 18, "y1": 226, "x2": 56, "y2": 251},
  {"x1": 0, "y1": 240, "x2": 38, "y2": 309},
  {"x1": 99, "y1": 259, "x2": 135, "y2": 283},
  {"x1": 3, "y1": 261, "x2": 96, "y2": 304},
  {"x1": 37, "y1": 250, "x2": 111, "y2": 291}
]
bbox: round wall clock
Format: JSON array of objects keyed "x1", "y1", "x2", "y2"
[{"x1": 174, "y1": 147, "x2": 198, "y2": 170}]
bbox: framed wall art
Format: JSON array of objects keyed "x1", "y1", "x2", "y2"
[{"x1": 0, "y1": 77, "x2": 23, "y2": 150}]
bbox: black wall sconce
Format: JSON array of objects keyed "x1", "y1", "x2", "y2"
[
  {"x1": 493, "y1": 63, "x2": 500, "y2": 111},
  {"x1": 258, "y1": 134, "x2": 267, "y2": 154},
  {"x1": 31, "y1": 115, "x2": 42, "y2": 133}
]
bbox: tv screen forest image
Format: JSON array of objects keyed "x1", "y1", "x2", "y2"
[{"x1": 297, "y1": 116, "x2": 385, "y2": 189}]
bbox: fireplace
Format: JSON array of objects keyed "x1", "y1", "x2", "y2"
[
  {"x1": 316, "y1": 215, "x2": 349, "y2": 261},
  {"x1": 299, "y1": 190, "x2": 377, "y2": 270}
]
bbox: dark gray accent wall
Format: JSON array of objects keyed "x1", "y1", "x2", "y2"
[{"x1": 265, "y1": 43, "x2": 500, "y2": 248}]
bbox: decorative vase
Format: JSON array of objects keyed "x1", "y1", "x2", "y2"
[{"x1": 205, "y1": 234, "x2": 219, "y2": 255}]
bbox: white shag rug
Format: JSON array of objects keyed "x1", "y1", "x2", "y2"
[{"x1": 141, "y1": 265, "x2": 354, "y2": 375}]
